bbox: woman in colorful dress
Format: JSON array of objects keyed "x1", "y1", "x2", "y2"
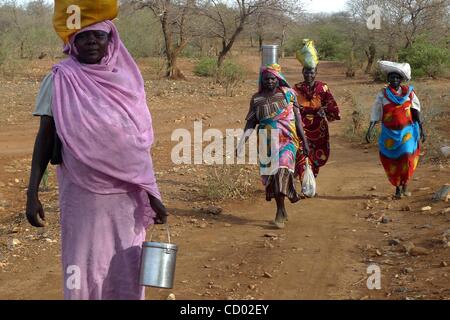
[
  {"x1": 293, "y1": 67, "x2": 341, "y2": 183},
  {"x1": 366, "y1": 61, "x2": 426, "y2": 199},
  {"x1": 26, "y1": 5, "x2": 167, "y2": 300},
  {"x1": 239, "y1": 64, "x2": 309, "y2": 229}
]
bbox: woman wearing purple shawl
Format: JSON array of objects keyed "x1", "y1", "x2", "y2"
[{"x1": 25, "y1": 17, "x2": 167, "y2": 300}]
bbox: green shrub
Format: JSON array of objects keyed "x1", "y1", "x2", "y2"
[
  {"x1": 315, "y1": 27, "x2": 348, "y2": 61},
  {"x1": 284, "y1": 36, "x2": 306, "y2": 57},
  {"x1": 116, "y1": 9, "x2": 163, "y2": 58},
  {"x1": 399, "y1": 41, "x2": 450, "y2": 78},
  {"x1": 194, "y1": 58, "x2": 245, "y2": 96},
  {"x1": 194, "y1": 57, "x2": 218, "y2": 77}
]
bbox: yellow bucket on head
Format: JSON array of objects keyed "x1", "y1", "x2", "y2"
[
  {"x1": 53, "y1": 0, "x2": 118, "y2": 44},
  {"x1": 296, "y1": 39, "x2": 319, "y2": 69}
]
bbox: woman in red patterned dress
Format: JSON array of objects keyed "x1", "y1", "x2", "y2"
[{"x1": 293, "y1": 67, "x2": 341, "y2": 192}]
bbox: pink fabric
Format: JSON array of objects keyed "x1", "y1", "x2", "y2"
[
  {"x1": 51, "y1": 20, "x2": 161, "y2": 300},
  {"x1": 51, "y1": 20, "x2": 160, "y2": 227},
  {"x1": 58, "y1": 169, "x2": 146, "y2": 300}
]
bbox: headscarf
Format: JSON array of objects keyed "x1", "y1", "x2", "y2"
[
  {"x1": 259, "y1": 63, "x2": 290, "y2": 92},
  {"x1": 51, "y1": 20, "x2": 160, "y2": 224},
  {"x1": 385, "y1": 85, "x2": 415, "y2": 105},
  {"x1": 259, "y1": 63, "x2": 296, "y2": 103}
]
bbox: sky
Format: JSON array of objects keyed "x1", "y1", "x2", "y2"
[
  {"x1": 304, "y1": 0, "x2": 348, "y2": 13},
  {"x1": 16, "y1": 0, "x2": 349, "y2": 14}
]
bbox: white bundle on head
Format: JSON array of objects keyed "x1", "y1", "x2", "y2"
[{"x1": 378, "y1": 60, "x2": 412, "y2": 81}]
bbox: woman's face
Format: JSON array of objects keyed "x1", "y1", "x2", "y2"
[
  {"x1": 262, "y1": 72, "x2": 279, "y2": 91},
  {"x1": 388, "y1": 72, "x2": 402, "y2": 90},
  {"x1": 303, "y1": 67, "x2": 316, "y2": 84},
  {"x1": 74, "y1": 30, "x2": 110, "y2": 64}
]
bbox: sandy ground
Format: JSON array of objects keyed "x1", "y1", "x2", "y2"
[{"x1": 0, "y1": 56, "x2": 449, "y2": 300}]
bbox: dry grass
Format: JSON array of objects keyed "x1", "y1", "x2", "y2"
[
  {"x1": 202, "y1": 163, "x2": 260, "y2": 201},
  {"x1": 342, "y1": 90, "x2": 379, "y2": 144}
]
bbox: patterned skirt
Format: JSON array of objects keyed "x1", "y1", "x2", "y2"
[{"x1": 263, "y1": 168, "x2": 300, "y2": 203}]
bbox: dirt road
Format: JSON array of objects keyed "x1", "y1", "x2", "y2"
[{"x1": 0, "y1": 58, "x2": 449, "y2": 300}]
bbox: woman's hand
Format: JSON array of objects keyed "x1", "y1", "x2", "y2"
[
  {"x1": 420, "y1": 128, "x2": 426, "y2": 144},
  {"x1": 366, "y1": 121, "x2": 377, "y2": 144},
  {"x1": 365, "y1": 129, "x2": 373, "y2": 144},
  {"x1": 148, "y1": 194, "x2": 168, "y2": 224},
  {"x1": 302, "y1": 140, "x2": 310, "y2": 156},
  {"x1": 25, "y1": 192, "x2": 45, "y2": 227},
  {"x1": 317, "y1": 107, "x2": 326, "y2": 118}
]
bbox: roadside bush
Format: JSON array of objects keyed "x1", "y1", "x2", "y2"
[
  {"x1": 217, "y1": 61, "x2": 246, "y2": 97},
  {"x1": 194, "y1": 57, "x2": 217, "y2": 77},
  {"x1": 343, "y1": 91, "x2": 379, "y2": 144},
  {"x1": 399, "y1": 41, "x2": 450, "y2": 78},
  {"x1": 194, "y1": 58, "x2": 246, "y2": 96}
]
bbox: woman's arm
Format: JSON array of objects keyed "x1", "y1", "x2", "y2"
[
  {"x1": 366, "y1": 92, "x2": 383, "y2": 143},
  {"x1": 322, "y1": 85, "x2": 341, "y2": 122},
  {"x1": 293, "y1": 102, "x2": 310, "y2": 155},
  {"x1": 365, "y1": 121, "x2": 379, "y2": 143},
  {"x1": 411, "y1": 108, "x2": 426, "y2": 143},
  {"x1": 26, "y1": 116, "x2": 55, "y2": 227},
  {"x1": 235, "y1": 98, "x2": 258, "y2": 157}
]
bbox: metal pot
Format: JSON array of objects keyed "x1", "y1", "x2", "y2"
[
  {"x1": 139, "y1": 225, "x2": 178, "y2": 289},
  {"x1": 261, "y1": 44, "x2": 279, "y2": 66}
]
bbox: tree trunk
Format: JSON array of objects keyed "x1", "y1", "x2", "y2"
[
  {"x1": 217, "y1": 23, "x2": 244, "y2": 68},
  {"x1": 217, "y1": 50, "x2": 226, "y2": 68},
  {"x1": 258, "y1": 34, "x2": 263, "y2": 52},
  {"x1": 160, "y1": 11, "x2": 185, "y2": 79},
  {"x1": 387, "y1": 41, "x2": 396, "y2": 61},
  {"x1": 20, "y1": 41, "x2": 25, "y2": 59},
  {"x1": 364, "y1": 43, "x2": 376, "y2": 74},
  {"x1": 280, "y1": 25, "x2": 286, "y2": 58}
]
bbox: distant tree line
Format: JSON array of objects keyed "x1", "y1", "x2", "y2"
[{"x1": 0, "y1": 0, "x2": 448, "y2": 78}]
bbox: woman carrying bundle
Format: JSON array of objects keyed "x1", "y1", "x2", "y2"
[
  {"x1": 366, "y1": 61, "x2": 426, "y2": 199},
  {"x1": 293, "y1": 40, "x2": 341, "y2": 189}
]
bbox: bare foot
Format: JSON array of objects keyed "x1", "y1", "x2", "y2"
[
  {"x1": 395, "y1": 187, "x2": 402, "y2": 200},
  {"x1": 402, "y1": 185, "x2": 412, "y2": 197},
  {"x1": 282, "y1": 208, "x2": 289, "y2": 222},
  {"x1": 272, "y1": 210, "x2": 286, "y2": 229},
  {"x1": 271, "y1": 220, "x2": 285, "y2": 229}
]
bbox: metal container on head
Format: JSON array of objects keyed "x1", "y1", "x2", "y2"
[{"x1": 261, "y1": 44, "x2": 279, "y2": 66}]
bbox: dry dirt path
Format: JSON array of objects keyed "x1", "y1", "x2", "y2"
[{"x1": 0, "y1": 58, "x2": 448, "y2": 300}]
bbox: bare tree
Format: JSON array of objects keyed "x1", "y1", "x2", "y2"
[
  {"x1": 394, "y1": 0, "x2": 449, "y2": 48},
  {"x1": 132, "y1": 0, "x2": 197, "y2": 79},
  {"x1": 347, "y1": 0, "x2": 449, "y2": 62},
  {"x1": 247, "y1": 6, "x2": 296, "y2": 54},
  {"x1": 198, "y1": 0, "x2": 302, "y2": 67}
]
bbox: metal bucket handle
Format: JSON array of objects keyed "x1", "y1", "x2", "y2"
[{"x1": 149, "y1": 223, "x2": 172, "y2": 245}]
